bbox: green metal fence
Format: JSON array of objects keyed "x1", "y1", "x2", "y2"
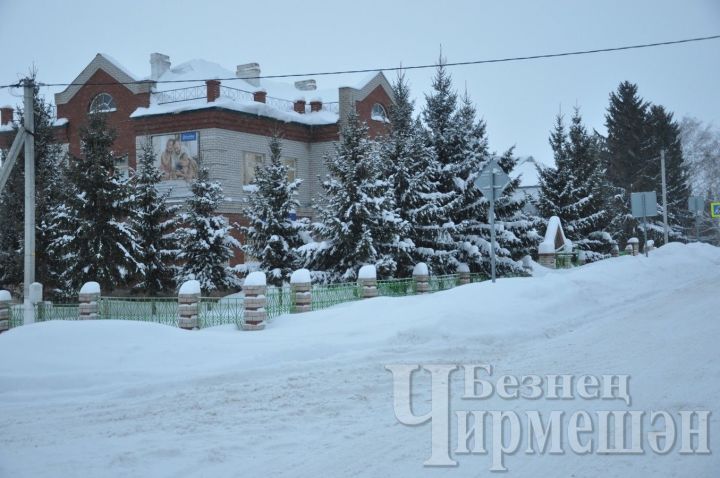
[
  {"x1": 267, "y1": 286, "x2": 293, "y2": 318},
  {"x1": 429, "y1": 274, "x2": 460, "y2": 292},
  {"x1": 312, "y1": 282, "x2": 362, "y2": 311},
  {"x1": 3, "y1": 270, "x2": 505, "y2": 331},
  {"x1": 197, "y1": 297, "x2": 243, "y2": 328},
  {"x1": 99, "y1": 297, "x2": 178, "y2": 326},
  {"x1": 377, "y1": 278, "x2": 416, "y2": 297}
]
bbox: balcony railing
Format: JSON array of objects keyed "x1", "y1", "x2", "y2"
[
  {"x1": 152, "y1": 84, "x2": 340, "y2": 114},
  {"x1": 153, "y1": 86, "x2": 206, "y2": 105}
]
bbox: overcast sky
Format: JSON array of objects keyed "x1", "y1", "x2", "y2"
[{"x1": 1, "y1": 0, "x2": 718, "y2": 164}]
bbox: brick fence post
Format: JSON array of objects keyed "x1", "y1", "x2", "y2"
[
  {"x1": 0, "y1": 290, "x2": 10, "y2": 333},
  {"x1": 242, "y1": 271, "x2": 267, "y2": 330},
  {"x1": 78, "y1": 282, "x2": 100, "y2": 319},
  {"x1": 413, "y1": 263, "x2": 430, "y2": 294},
  {"x1": 357, "y1": 265, "x2": 378, "y2": 299},
  {"x1": 290, "y1": 268, "x2": 312, "y2": 313},
  {"x1": 457, "y1": 263, "x2": 470, "y2": 285},
  {"x1": 178, "y1": 280, "x2": 201, "y2": 330},
  {"x1": 627, "y1": 237, "x2": 639, "y2": 256}
]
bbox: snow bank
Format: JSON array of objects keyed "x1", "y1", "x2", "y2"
[
  {"x1": 178, "y1": 279, "x2": 201, "y2": 295},
  {"x1": 79, "y1": 281, "x2": 100, "y2": 295},
  {"x1": 243, "y1": 271, "x2": 267, "y2": 287},
  {"x1": 412, "y1": 262, "x2": 429, "y2": 276},
  {"x1": 290, "y1": 268, "x2": 311, "y2": 284},
  {"x1": 1, "y1": 243, "x2": 718, "y2": 477},
  {"x1": 358, "y1": 264, "x2": 377, "y2": 280}
]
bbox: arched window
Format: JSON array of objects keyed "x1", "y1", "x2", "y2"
[
  {"x1": 371, "y1": 103, "x2": 388, "y2": 122},
  {"x1": 88, "y1": 93, "x2": 117, "y2": 113}
]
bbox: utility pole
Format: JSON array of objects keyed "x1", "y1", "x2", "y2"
[
  {"x1": 23, "y1": 78, "x2": 35, "y2": 325},
  {"x1": 660, "y1": 149, "x2": 669, "y2": 245}
]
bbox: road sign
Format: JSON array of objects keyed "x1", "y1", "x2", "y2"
[
  {"x1": 474, "y1": 158, "x2": 511, "y2": 201},
  {"x1": 688, "y1": 196, "x2": 704, "y2": 214},
  {"x1": 711, "y1": 202, "x2": 720, "y2": 218},
  {"x1": 631, "y1": 191, "x2": 658, "y2": 218},
  {"x1": 473, "y1": 158, "x2": 512, "y2": 283}
]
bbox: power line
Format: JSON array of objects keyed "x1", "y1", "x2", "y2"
[{"x1": 1, "y1": 33, "x2": 719, "y2": 89}]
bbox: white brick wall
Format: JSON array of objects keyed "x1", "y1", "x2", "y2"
[{"x1": 135, "y1": 129, "x2": 337, "y2": 218}]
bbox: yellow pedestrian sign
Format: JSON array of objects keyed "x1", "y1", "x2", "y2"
[{"x1": 712, "y1": 202, "x2": 720, "y2": 218}]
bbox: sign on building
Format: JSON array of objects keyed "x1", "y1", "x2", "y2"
[{"x1": 151, "y1": 131, "x2": 200, "y2": 182}]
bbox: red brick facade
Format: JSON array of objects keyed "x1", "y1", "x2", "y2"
[
  {"x1": 355, "y1": 85, "x2": 393, "y2": 138},
  {"x1": 55, "y1": 69, "x2": 151, "y2": 168}
]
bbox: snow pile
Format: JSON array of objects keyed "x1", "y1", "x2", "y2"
[
  {"x1": 358, "y1": 264, "x2": 377, "y2": 280},
  {"x1": 412, "y1": 262, "x2": 429, "y2": 276},
  {"x1": 0, "y1": 289, "x2": 10, "y2": 301},
  {"x1": 243, "y1": 271, "x2": 267, "y2": 287},
  {"x1": 0, "y1": 243, "x2": 718, "y2": 477},
  {"x1": 290, "y1": 268, "x2": 311, "y2": 284},
  {"x1": 79, "y1": 281, "x2": 100, "y2": 295},
  {"x1": 178, "y1": 279, "x2": 201, "y2": 295}
]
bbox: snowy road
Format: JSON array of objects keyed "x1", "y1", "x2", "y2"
[{"x1": 1, "y1": 243, "x2": 718, "y2": 477}]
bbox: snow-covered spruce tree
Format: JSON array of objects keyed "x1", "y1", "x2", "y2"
[
  {"x1": 48, "y1": 112, "x2": 141, "y2": 294},
  {"x1": 536, "y1": 109, "x2": 613, "y2": 260},
  {"x1": 175, "y1": 167, "x2": 241, "y2": 293},
  {"x1": 380, "y1": 72, "x2": 440, "y2": 277},
  {"x1": 241, "y1": 134, "x2": 307, "y2": 287},
  {"x1": 0, "y1": 81, "x2": 67, "y2": 294},
  {"x1": 419, "y1": 61, "x2": 464, "y2": 274},
  {"x1": 301, "y1": 110, "x2": 407, "y2": 282},
  {"x1": 129, "y1": 138, "x2": 181, "y2": 295},
  {"x1": 644, "y1": 104, "x2": 692, "y2": 244},
  {"x1": 604, "y1": 81, "x2": 652, "y2": 242}
]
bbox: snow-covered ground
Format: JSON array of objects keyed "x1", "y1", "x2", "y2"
[{"x1": 1, "y1": 243, "x2": 718, "y2": 477}]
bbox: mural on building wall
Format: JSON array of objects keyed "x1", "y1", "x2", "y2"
[{"x1": 152, "y1": 131, "x2": 200, "y2": 181}]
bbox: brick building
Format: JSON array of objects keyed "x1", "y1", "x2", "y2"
[{"x1": 0, "y1": 53, "x2": 395, "y2": 264}]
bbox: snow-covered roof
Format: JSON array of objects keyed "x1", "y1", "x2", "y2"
[
  {"x1": 513, "y1": 156, "x2": 540, "y2": 188},
  {"x1": 130, "y1": 97, "x2": 338, "y2": 126},
  {"x1": 154, "y1": 59, "x2": 340, "y2": 104}
]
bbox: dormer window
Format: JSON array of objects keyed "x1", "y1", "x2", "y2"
[
  {"x1": 371, "y1": 103, "x2": 388, "y2": 122},
  {"x1": 88, "y1": 93, "x2": 117, "y2": 113}
]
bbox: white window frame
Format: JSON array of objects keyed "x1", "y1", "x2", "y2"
[
  {"x1": 371, "y1": 103, "x2": 388, "y2": 122},
  {"x1": 89, "y1": 93, "x2": 117, "y2": 113},
  {"x1": 243, "y1": 151, "x2": 266, "y2": 185}
]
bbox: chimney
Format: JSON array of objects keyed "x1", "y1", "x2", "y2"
[
  {"x1": 236, "y1": 63, "x2": 261, "y2": 87},
  {"x1": 206, "y1": 80, "x2": 220, "y2": 102},
  {"x1": 309, "y1": 100, "x2": 322, "y2": 112},
  {"x1": 253, "y1": 89, "x2": 267, "y2": 103},
  {"x1": 150, "y1": 53, "x2": 171, "y2": 81},
  {"x1": 294, "y1": 99, "x2": 306, "y2": 114},
  {"x1": 0, "y1": 106, "x2": 13, "y2": 126},
  {"x1": 294, "y1": 79, "x2": 317, "y2": 91}
]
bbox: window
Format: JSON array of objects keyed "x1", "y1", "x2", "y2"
[
  {"x1": 88, "y1": 93, "x2": 117, "y2": 113},
  {"x1": 114, "y1": 155, "x2": 129, "y2": 179},
  {"x1": 371, "y1": 103, "x2": 388, "y2": 122},
  {"x1": 243, "y1": 152, "x2": 265, "y2": 184},
  {"x1": 282, "y1": 157, "x2": 297, "y2": 183}
]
